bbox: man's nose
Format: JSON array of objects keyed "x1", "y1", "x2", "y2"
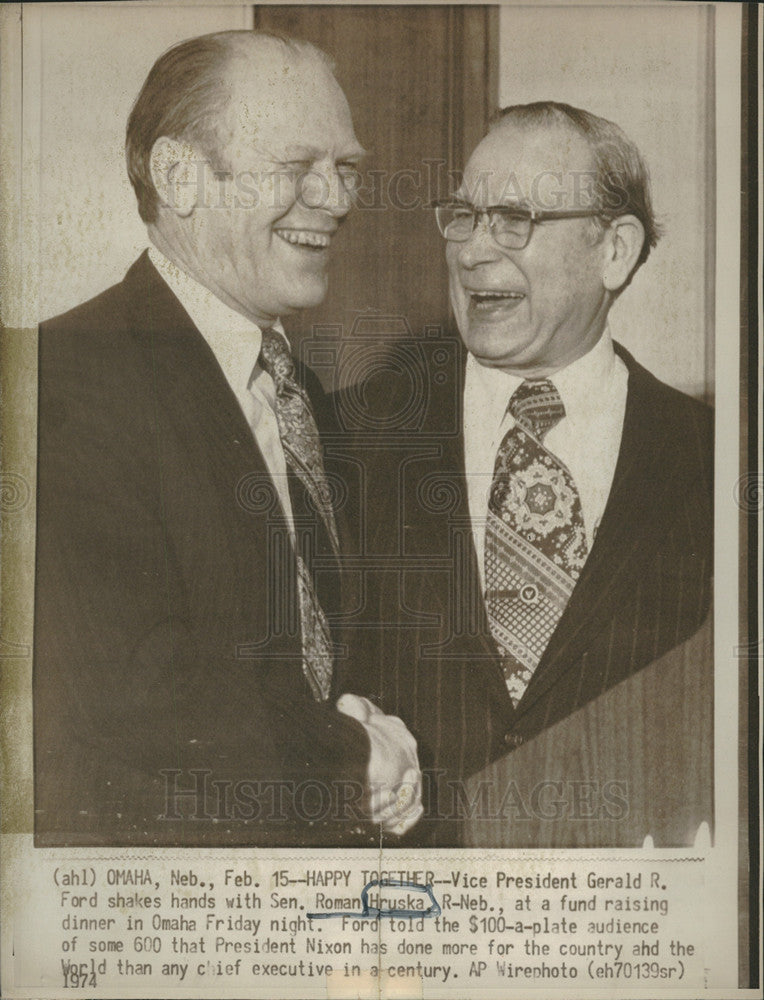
[
  {"x1": 298, "y1": 162, "x2": 354, "y2": 217},
  {"x1": 456, "y1": 216, "x2": 505, "y2": 268}
]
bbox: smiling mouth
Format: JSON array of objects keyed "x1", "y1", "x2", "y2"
[
  {"x1": 275, "y1": 229, "x2": 332, "y2": 250},
  {"x1": 469, "y1": 290, "x2": 526, "y2": 309}
]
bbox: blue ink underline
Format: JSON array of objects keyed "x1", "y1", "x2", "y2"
[{"x1": 307, "y1": 879, "x2": 441, "y2": 921}]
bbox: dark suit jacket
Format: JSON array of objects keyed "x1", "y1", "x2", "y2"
[
  {"x1": 34, "y1": 252, "x2": 372, "y2": 847},
  {"x1": 335, "y1": 335, "x2": 713, "y2": 845}
]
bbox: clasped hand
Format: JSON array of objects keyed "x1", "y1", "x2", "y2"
[{"x1": 337, "y1": 694, "x2": 423, "y2": 836}]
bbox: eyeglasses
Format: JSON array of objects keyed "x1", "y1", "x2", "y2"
[{"x1": 432, "y1": 200, "x2": 605, "y2": 250}]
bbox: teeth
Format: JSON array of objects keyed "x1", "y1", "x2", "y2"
[
  {"x1": 276, "y1": 230, "x2": 331, "y2": 248},
  {"x1": 472, "y1": 291, "x2": 524, "y2": 301}
]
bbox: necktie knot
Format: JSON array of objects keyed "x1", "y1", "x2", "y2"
[
  {"x1": 258, "y1": 327, "x2": 294, "y2": 388},
  {"x1": 508, "y1": 379, "x2": 565, "y2": 441}
]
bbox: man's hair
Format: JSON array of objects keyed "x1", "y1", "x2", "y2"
[
  {"x1": 491, "y1": 101, "x2": 660, "y2": 271},
  {"x1": 126, "y1": 30, "x2": 334, "y2": 224}
]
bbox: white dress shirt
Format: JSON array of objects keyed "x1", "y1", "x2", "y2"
[
  {"x1": 463, "y1": 330, "x2": 629, "y2": 589},
  {"x1": 148, "y1": 245, "x2": 295, "y2": 532}
]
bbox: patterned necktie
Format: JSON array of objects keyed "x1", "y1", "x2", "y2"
[
  {"x1": 484, "y1": 379, "x2": 588, "y2": 707},
  {"x1": 257, "y1": 329, "x2": 339, "y2": 701}
]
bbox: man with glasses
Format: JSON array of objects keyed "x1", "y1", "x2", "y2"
[
  {"x1": 340, "y1": 102, "x2": 712, "y2": 845},
  {"x1": 34, "y1": 30, "x2": 422, "y2": 846}
]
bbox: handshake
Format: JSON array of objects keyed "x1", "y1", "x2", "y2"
[{"x1": 337, "y1": 694, "x2": 423, "y2": 837}]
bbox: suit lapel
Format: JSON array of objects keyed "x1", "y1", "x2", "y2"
[
  {"x1": 121, "y1": 252, "x2": 284, "y2": 520},
  {"x1": 513, "y1": 346, "x2": 673, "y2": 716}
]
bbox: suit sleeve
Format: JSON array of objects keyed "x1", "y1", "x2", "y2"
[{"x1": 34, "y1": 333, "x2": 371, "y2": 843}]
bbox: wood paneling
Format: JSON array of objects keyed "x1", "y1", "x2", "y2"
[{"x1": 253, "y1": 6, "x2": 497, "y2": 386}]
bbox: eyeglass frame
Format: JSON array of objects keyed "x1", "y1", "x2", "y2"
[{"x1": 431, "y1": 198, "x2": 608, "y2": 250}]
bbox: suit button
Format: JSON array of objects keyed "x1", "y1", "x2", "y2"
[{"x1": 504, "y1": 732, "x2": 524, "y2": 747}]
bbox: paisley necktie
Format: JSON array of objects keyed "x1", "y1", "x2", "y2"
[
  {"x1": 484, "y1": 379, "x2": 588, "y2": 706},
  {"x1": 257, "y1": 329, "x2": 339, "y2": 701}
]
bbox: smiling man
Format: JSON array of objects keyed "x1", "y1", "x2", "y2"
[
  {"x1": 34, "y1": 30, "x2": 422, "y2": 846},
  {"x1": 340, "y1": 102, "x2": 713, "y2": 845}
]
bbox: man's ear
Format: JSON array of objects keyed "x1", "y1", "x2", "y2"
[
  {"x1": 601, "y1": 215, "x2": 645, "y2": 292},
  {"x1": 149, "y1": 137, "x2": 200, "y2": 218}
]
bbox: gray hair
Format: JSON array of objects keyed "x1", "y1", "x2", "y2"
[
  {"x1": 126, "y1": 30, "x2": 334, "y2": 223},
  {"x1": 492, "y1": 101, "x2": 660, "y2": 270}
]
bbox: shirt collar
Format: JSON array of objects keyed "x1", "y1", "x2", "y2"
[
  {"x1": 464, "y1": 353, "x2": 524, "y2": 437},
  {"x1": 464, "y1": 327, "x2": 617, "y2": 431},
  {"x1": 147, "y1": 245, "x2": 288, "y2": 395},
  {"x1": 549, "y1": 328, "x2": 617, "y2": 428}
]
